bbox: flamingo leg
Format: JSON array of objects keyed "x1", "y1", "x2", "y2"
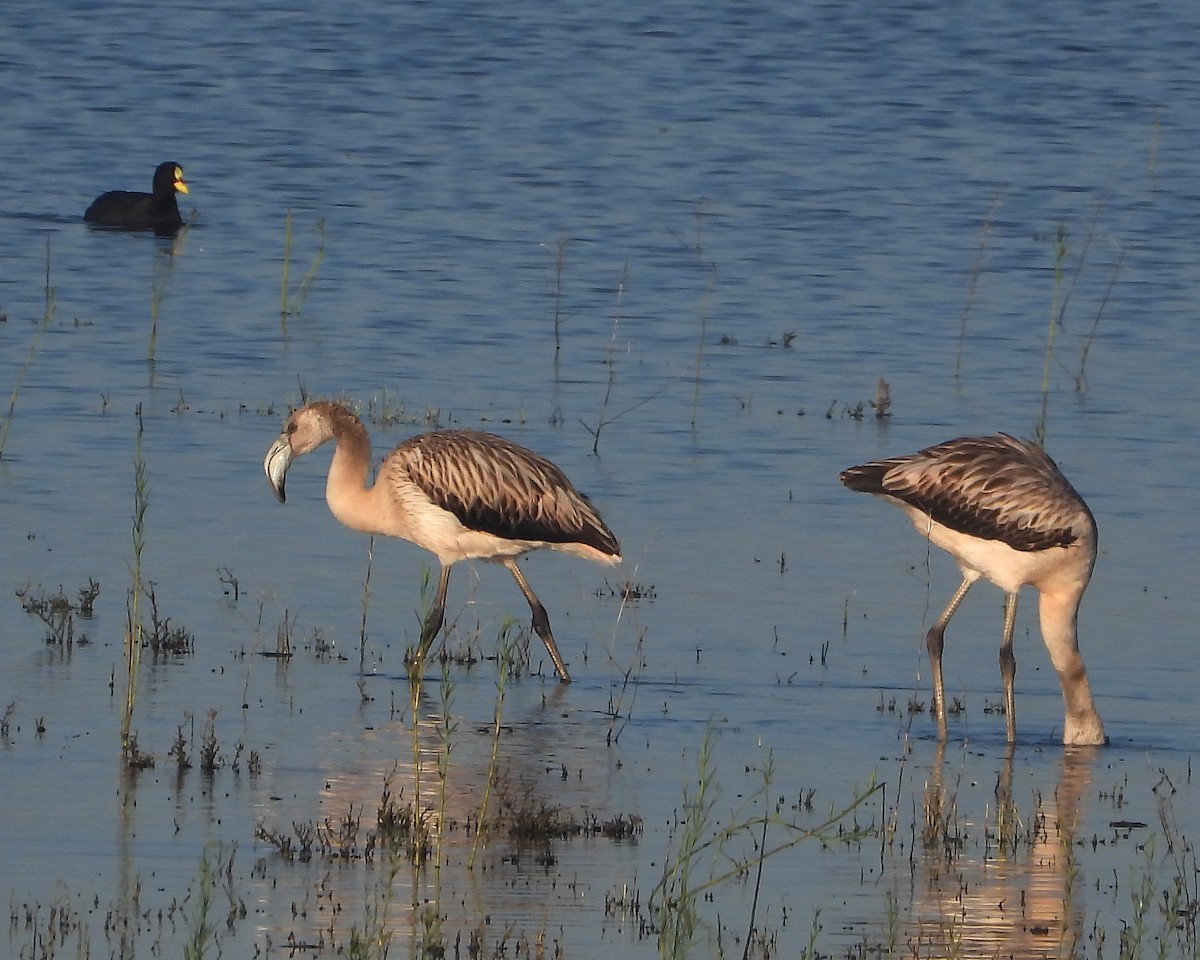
[
  {"x1": 503, "y1": 559, "x2": 571, "y2": 683},
  {"x1": 925, "y1": 576, "x2": 975, "y2": 740},
  {"x1": 999, "y1": 591, "x2": 1019, "y2": 744},
  {"x1": 417, "y1": 565, "x2": 453, "y2": 662}
]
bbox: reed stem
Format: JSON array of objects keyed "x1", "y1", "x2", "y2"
[
  {"x1": 280, "y1": 209, "x2": 293, "y2": 320},
  {"x1": 280, "y1": 211, "x2": 324, "y2": 321},
  {"x1": 470, "y1": 621, "x2": 518, "y2": 869},
  {"x1": 0, "y1": 235, "x2": 55, "y2": 460},
  {"x1": 122, "y1": 405, "x2": 148, "y2": 763},
  {"x1": 359, "y1": 536, "x2": 374, "y2": 669},
  {"x1": 1035, "y1": 225, "x2": 1068, "y2": 445}
]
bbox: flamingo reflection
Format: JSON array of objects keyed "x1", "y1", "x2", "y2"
[{"x1": 910, "y1": 743, "x2": 1096, "y2": 956}]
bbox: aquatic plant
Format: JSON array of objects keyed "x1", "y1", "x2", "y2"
[
  {"x1": 651, "y1": 724, "x2": 882, "y2": 960},
  {"x1": 871, "y1": 377, "x2": 892, "y2": 419},
  {"x1": 181, "y1": 844, "x2": 229, "y2": 960},
  {"x1": 341, "y1": 650, "x2": 458, "y2": 959},
  {"x1": 470, "y1": 620, "x2": 520, "y2": 868},
  {"x1": 1036, "y1": 206, "x2": 1124, "y2": 434},
  {"x1": 425, "y1": 663, "x2": 457, "y2": 953},
  {"x1": 358, "y1": 535, "x2": 374, "y2": 667},
  {"x1": 280, "y1": 209, "x2": 325, "y2": 320},
  {"x1": 199, "y1": 709, "x2": 221, "y2": 773},
  {"x1": 122, "y1": 405, "x2": 149, "y2": 765},
  {"x1": 218, "y1": 567, "x2": 239, "y2": 601},
  {"x1": 580, "y1": 261, "x2": 629, "y2": 455},
  {"x1": 346, "y1": 890, "x2": 394, "y2": 960},
  {"x1": 651, "y1": 724, "x2": 719, "y2": 957},
  {"x1": 579, "y1": 268, "x2": 670, "y2": 453},
  {"x1": 0, "y1": 235, "x2": 55, "y2": 461},
  {"x1": 551, "y1": 233, "x2": 569, "y2": 355},
  {"x1": 16, "y1": 580, "x2": 98, "y2": 646},
  {"x1": 1076, "y1": 244, "x2": 1124, "y2": 392},
  {"x1": 955, "y1": 189, "x2": 1003, "y2": 380},
  {"x1": 269, "y1": 608, "x2": 295, "y2": 657},
  {"x1": 1036, "y1": 222, "x2": 1066, "y2": 445},
  {"x1": 169, "y1": 719, "x2": 192, "y2": 771},
  {"x1": 139, "y1": 581, "x2": 195, "y2": 656}
]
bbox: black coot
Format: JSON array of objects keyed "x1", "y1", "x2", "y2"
[{"x1": 84, "y1": 162, "x2": 189, "y2": 235}]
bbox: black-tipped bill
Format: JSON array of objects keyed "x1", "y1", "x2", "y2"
[{"x1": 264, "y1": 435, "x2": 292, "y2": 504}]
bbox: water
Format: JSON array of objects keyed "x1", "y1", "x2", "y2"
[{"x1": 2, "y1": 1, "x2": 1199, "y2": 956}]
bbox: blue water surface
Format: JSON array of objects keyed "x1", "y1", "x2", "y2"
[{"x1": 2, "y1": 1, "x2": 1198, "y2": 956}]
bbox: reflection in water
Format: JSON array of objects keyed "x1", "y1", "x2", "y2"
[
  {"x1": 912, "y1": 744, "x2": 1096, "y2": 957},
  {"x1": 247, "y1": 672, "x2": 632, "y2": 954},
  {"x1": 117, "y1": 765, "x2": 139, "y2": 959},
  {"x1": 147, "y1": 225, "x2": 188, "y2": 373}
]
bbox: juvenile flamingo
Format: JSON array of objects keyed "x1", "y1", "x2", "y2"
[
  {"x1": 264, "y1": 401, "x2": 620, "y2": 681},
  {"x1": 839, "y1": 433, "x2": 1106, "y2": 746}
]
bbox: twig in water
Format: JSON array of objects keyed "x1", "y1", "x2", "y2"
[{"x1": 578, "y1": 384, "x2": 670, "y2": 456}]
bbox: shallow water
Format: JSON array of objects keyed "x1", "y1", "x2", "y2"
[{"x1": 2, "y1": 1, "x2": 1199, "y2": 957}]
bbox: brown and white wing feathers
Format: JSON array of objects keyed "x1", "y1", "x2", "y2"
[
  {"x1": 387, "y1": 431, "x2": 621, "y2": 558},
  {"x1": 840, "y1": 434, "x2": 1092, "y2": 552}
]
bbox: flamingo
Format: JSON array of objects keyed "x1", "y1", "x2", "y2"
[
  {"x1": 264, "y1": 401, "x2": 621, "y2": 681},
  {"x1": 839, "y1": 433, "x2": 1106, "y2": 745}
]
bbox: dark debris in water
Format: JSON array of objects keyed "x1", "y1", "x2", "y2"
[{"x1": 597, "y1": 579, "x2": 656, "y2": 601}]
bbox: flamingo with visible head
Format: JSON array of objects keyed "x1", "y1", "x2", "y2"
[{"x1": 264, "y1": 401, "x2": 621, "y2": 680}]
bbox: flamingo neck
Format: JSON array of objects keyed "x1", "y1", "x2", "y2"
[
  {"x1": 1037, "y1": 585, "x2": 1082, "y2": 652},
  {"x1": 324, "y1": 418, "x2": 380, "y2": 534},
  {"x1": 1038, "y1": 582, "x2": 1105, "y2": 744}
]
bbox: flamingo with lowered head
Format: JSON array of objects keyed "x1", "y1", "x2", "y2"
[
  {"x1": 839, "y1": 433, "x2": 1106, "y2": 746},
  {"x1": 264, "y1": 401, "x2": 621, "y2": 681}
]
